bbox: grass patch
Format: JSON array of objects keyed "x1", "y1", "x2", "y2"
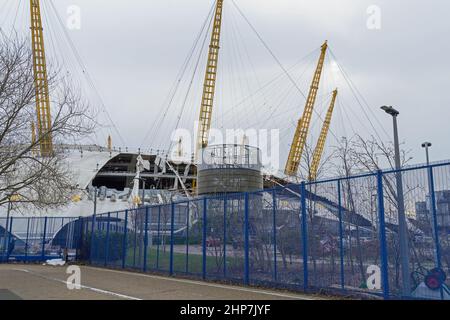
[{"x1": 122, "y1": 246, "x2": 242, "y2": 275}]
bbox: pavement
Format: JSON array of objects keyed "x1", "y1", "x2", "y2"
[{"x1": 0, "y1": 264, "x2": 321, "y2": 300}]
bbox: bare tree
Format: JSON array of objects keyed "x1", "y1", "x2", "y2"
[
  {"x1": 331, "y1": 135, "x2": 420, "y2": 289},
  {"x1": 0, "y1": 35, "x2": 95, "y2": 210},
  {"x1": 333, "y1": 136, "x2": 368, "y2": 284}
]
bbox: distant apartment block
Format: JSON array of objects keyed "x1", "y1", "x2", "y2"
[{"x1": 415, "y1": 190, "x2": 450, "y2": 231}]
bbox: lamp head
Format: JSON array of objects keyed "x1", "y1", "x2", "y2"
[{"x1": 381, "y1": 105, "x2": 399, "y2": 116}]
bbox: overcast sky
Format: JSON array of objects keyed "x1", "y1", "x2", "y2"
[{"x1": 1, "y1": 0, "x2": 450, "y2": 167}]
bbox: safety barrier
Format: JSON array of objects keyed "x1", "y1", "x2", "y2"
[{"x1": 2, "y1": 163, "x2": 450, "y2": 300}]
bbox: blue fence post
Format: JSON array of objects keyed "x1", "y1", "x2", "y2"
[
  {"x1": 377, "y1": 170, "x2": 390, "y2": 300},
  {"x1": 6, "y1": 217, "x2": 14, "y2": 261},
  {"x1": 202, "y1": 198, "x2": 207, "y2": 280},
  {"x1": 337, "y1": 179, "x2": 345, "y2": 291},
  {"x1": 133, "y1": 210, "x2": 137, "y2": 268},
  {"x1": 61, "y1": 218, "x2": 65, "y2": 249},
  {"x1": 122, "y1": 210, "x2": 128, "y2": 269},
  {"x1": 272, "y1": 189, "x2": 278, "y2": 282},
  {"x1": 185, "y1": 205, "x2": 190, "y2": 274},
  {"x1": 156, "y1": 206, "x2": 161, "y2": 270},
  {"x1": 104, "y1": 213, "x2": 111, "y2": 267},
  {"x1": 223, "y1": 195, "x2": 227, "y2": 278},
  {"x1": 1, "y1": 218, "x2": 6, "y2": 261},
  {"x1": 428, "y1": 166, "x2": 443, "y2": 299},
  {"x1": 90, "y1": 213, "x2": 97, "y2": 265},
  {"x1": 143, "y1": 207, "x2": 149, "y2": 272},
  {"x1": 83, "y1": 217, "x2": 88, "y2": 253},
  {"x1": 25, "y1": 218, "x2": 30, "y2": 262},
  {"x1": 300, "y1": 182, "x2": 308, "y2": 291},
  {"x1": 1, "y1": 217, "x2": 8, "y2": 261},
  {"x1": 244, "y1": 193, "x2": 250, "y2": 286},
  {"x1": 428, "y1": 166, "x2": 442, "y2": 268},
  {"x1": 41, "y1": 217, "x2": 47, "y2": 261},
  {"x1": 77, "y1": 216, "x2": 84, "y2": 260},
  {"x1": 170, "y1": 202, "x2": 175, "y2": 276}
]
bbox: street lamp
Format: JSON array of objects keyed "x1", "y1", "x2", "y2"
[
  {"x1": 421, "y1": 141, "x2": 440, "y2": 268},
  {"x1": 381, "y1": 105, "x2": 411, "y2": 296},
  {"x1": 421, "y1": 142, "x2": 432, "y2": 166}
]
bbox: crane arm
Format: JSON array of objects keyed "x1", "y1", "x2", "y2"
[
  {"x1": 196, "y1": 0, "x2": 224, "y2": 159},
  {"x1": 285, "y1": 41, "x2": 328, "y2": 176},
  {"x1": 30, "y1": 0, "x2": 53, "y2": 157},
  {"x1": 308, "y1": 89, "x2": 338, "y2": 181}
]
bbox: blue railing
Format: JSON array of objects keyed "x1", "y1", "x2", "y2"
[{"x1": 2, "y1": 163, "x2": 450, "y2": 300}]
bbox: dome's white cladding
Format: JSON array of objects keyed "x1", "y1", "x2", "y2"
[{"x1": 0, "y1": 148, "x2": 124, "y2": 219}]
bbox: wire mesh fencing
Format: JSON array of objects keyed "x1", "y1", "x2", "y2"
[{"x1": 1, "y1": 163, "x2": 450, "y2": 300}]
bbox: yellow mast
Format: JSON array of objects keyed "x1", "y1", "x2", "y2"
[
  {"x1": 30, "y1": 0, "x2": 53, "y2": 157},
  {"x1": 285, "y1": 41, "x2": 328, "y2": 176},
  {"x1": 196, "y1": 0, "x2": 224, "y2": 159},
  {"x1": 308, "y1": 89, "x2": 338, "y2": 181}
]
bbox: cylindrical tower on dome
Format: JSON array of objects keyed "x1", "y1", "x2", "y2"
[{"x1": 197, "y1": 144, "x2": 263, "y2": 195}]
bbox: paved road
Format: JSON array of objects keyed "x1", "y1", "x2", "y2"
[{"x1": 0, "y1": 264, "x2": 321, "y2": 300}]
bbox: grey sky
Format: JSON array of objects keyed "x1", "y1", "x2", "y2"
[{"x1": 1, "y1": 0, "x2": 449, "y2": 167}]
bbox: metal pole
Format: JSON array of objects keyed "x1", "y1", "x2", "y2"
[
  {"x1": 25, "y1": 218, "x2": 30, "y2": 262},
  {"x1": 122, "y1": 210, "x2": 128, "y2": 269},
  {"x1": 428, "y1": 168, "x2": 442, "y2": 269},
  {"x1": 185, "y1": 205, "x2": 189, "y2": 274},
  {"x1": 142, "y1": 179, "x2": 145, "y2": 206},
  {"x1": 133, "y1": 211, "x2": 137, "y2": 268},
  {"x1": 77, "y1": 216, "x2": 83, "y2": 261},
  {"x1": 337, "y1": 180, "x2": 345, "y2": 291},
  {"x1": 6, "y1": 217, "x2": 13, "y2": 261},
  {"x1": 2, "y1": 200, "x2": 12, "y2": 261},
  {"x1": 244, "y1": 193, "x2": 250, "y2": 285},
  {"x1": 272, "y1": 190, "x2": 278, "y2": 282},
  {"x1": 41, "y1": 217, "x2": 47, "y2": 261},
  {"x1": 89, "y1": 188, "x2": 98, "y2": 264},
  {"x1": 300, "y1": 182, "x2": 308, "y2": 291},
  {"x1": 377, "y1": 170, "x2": 390, "y2": 300},
  {"x1": 156, "y1": 206, "x2": 161, "y2": 270},
  {"x1": 428, "y1": 167, "x2": 444, "y2": 300},
  {"x1": 223, "y1": 195, "x2": 227, "y2": 278},
  {"x1": 392, "y1": 114, "x2": 411, "y2": 296},
  {"x1": 104, "y1": 213, "x2": 111, "y2": 267},
  {"x1": 90, "y1": 213, "x2": 97, "y2": 265},
  {"x1": 143, "y1": 207, "x2": 149, "y2": 272},
  {"x1": 169, "y1": 202, "x2": 175, "y2": 276},
  {"x1": 202, "y1": 198, "x2": 207, "y2": 280}
]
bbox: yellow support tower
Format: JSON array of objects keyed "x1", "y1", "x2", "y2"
[
  {"x1": 196, "y1": 0, "x2": 224, "y2": 159},
  {"x1": 285, "y1": 41, "x2": 328, "y2": 176},
  {"x1": 30, "y1": 0, "x2": 53, "y2": 157},
  {"x1": 308, "y1": 89, "x2": 338, "y2": 181}
]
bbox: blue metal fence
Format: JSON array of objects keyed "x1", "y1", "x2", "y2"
[{"x1": 2, "y1": 163, "x2": 450, "y2": 300}]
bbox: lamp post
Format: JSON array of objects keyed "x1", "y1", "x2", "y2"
[
  {"x1": 381, "y1": 105, "x2": 411, "y2": 296},
  {"x1": 421, "y1": 142, "x2": 432, "y2": 166},
  {"x1": 421, "y1": 141, "x2": 440, "y2": 268}
]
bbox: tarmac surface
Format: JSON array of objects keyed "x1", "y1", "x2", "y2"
[{"x1": 0, "y1": 264, "x2": 321, "y2": 300}]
